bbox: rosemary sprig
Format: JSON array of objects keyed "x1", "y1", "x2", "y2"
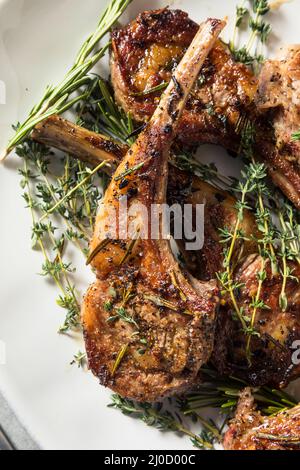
[
  {"x1": 182, "y1": 368, "x2": 297, "y2": 416},
  {"x1": 256, "y1": 433, "x2": 300, "y2": 444},
  {"x1": 3, "y1": 0, "x2": 133, "y2": 158},
  {"x1": 84, "y1": 78, "x2": 136, "y2": 145},
  {"x1": 144, "y1": 294, "x2": 179, "y2": 312},
  {"x1": 86, "y1": 238, "x2": 112, "y2": 265}
]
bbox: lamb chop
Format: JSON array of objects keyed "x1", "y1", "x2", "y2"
[
  {"x1": 213, "y1": 254, "x2": 300, "y2": 388},
  {"x1": 111, "y1": 8, "x2": 300, "y2": 209},
  {"x1": 32, "y1": 114, "x2": 258, "y2": 279},
  {"x1": 224, "y1": 388, "x2": 300, "y2": 450},
  {"x1": 111, "y1": 7, "x2": 257, "y2": 152},
  {"x1": 257, "y1": 45, "x2": 300, "y2": 209},
  {"x1": 82, "y1": 19, "x2": 225, "y2": 402}
]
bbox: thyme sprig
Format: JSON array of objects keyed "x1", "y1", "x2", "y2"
[
  {"x1": 109, "y1": 395, "x2": 217, "y2": 450},
  {"x1": 107, "y1": 307, "x2": 139, "y2": 329},
  {"x1": 277, "y1": 201, "x2": 300, "y2": 310},
  {"x1": 230, "y1": 1, "x2": 272, "y2": 69},
  {"x1": 217, "y1": 163, "x2": 261, "y2": 334},
  {"x1": 16, "y1": 136, "x2": 104, "y2": 332},
  {"x1": 3, "y1": 0, "x2": 133, "y2": 158},
  {"x1": 71, "y1": 351, "x2": 87, "y2": 368},
  {"x1": 15, "y1": 69, "x2": 137, "y2": 332}
]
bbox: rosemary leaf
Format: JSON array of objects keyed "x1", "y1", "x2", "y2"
[
  {"x1": 114, "y1": 162, "x2": 145, "y2": 181},
  {"x1": 3, "y1": 0, "x2": 133, "y2": 158},
  {"x1": 131, "y1": 82, "x2": 169, "y2": 97},
  {"x1": 112, "y1": 343, "x2": 129, "y2": 376}
]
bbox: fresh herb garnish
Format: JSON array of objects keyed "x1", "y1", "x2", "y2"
[
  {"x1": 108, "y1": 395, "x2": 217, "y2": 450},
  {"x1": 114, "y1": 162, "x2": 145, "y2": 181},
  {"x1": 71, "y1": 351, "x2": 87, "y2": 368},
  {"x1": 182, "y1": 367, "x2": 297, "y2": 416},
  {"x1": 131, "y1": 82, "x2": 169, "y2": 97},
  {"x1": 2, "y1": 0, "x2": 133, "y2": 158},
  {"x1": 107, "y1": 307, "x2": 139, "y2": 329},
  {"x1": 230, "y1": 1, "x2": 272, "y2": 69},
  {"x1": 292, "y1": 130, "x2": 300, "y2": 141},
  {"x1": 111, "y1": 344, "x2": 129, "y2": 376}
]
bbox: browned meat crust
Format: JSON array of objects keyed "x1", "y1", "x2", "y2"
[
  {"x1": 224, "y1": 388, "x2": 300, "y2": 450},
  {"x1": 257, "y1": 46, "x2": 300, "y2": 209},
  {"x1": 213, "y1": 255, "x2": 300, "y2": 387},
  {"x1": 111, "y1": 8, "x2": 257, "y2": 151},
  {"x1": 167, "y1": 174, "x2": 259, "y2": 280},
  {"x1": 83, "y1": 19, "x2": 225, "y2": 402},
  {"x1": 111, "y1": 8, "x2": 300, "y2": 209}
]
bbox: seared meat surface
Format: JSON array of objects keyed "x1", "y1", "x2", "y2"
[
  {"x1": 30, "y1": 13, "x2": 300, "y2": 392},
  {"x1": 167, "y1": 174, "x2": 259, "y2": 280},
  {"x1": 224, "y1": 388, "x2": 300, "y2": 450},
  {"x1": 82, "y1": 20, "x2": 224, "y2": 402},
  {"x1": 257, "y1": 46, "x2": 300, "y2": 209},
  {"x1": 111, "y1": 8, "x2": 257, "y2": 151},
  {"x1": 111, "y1": 8, "x2": 300, "y2": 209},
  {"x1": 31, "y1": 115, "x2": 258, "y2": 280},
  {"x1": 213, "y1": 255, "x2": 300, "y2": 387}
]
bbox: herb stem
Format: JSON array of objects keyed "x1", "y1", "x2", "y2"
[
  {"x1": 2, "y1": 0, "x2": 133, "y2": 158},
  {"x1": 40, "y1": 160, "x2": 107, "y2": 221}
]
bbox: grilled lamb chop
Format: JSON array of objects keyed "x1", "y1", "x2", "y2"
[
  {"x1": 257, "y1": 46, "x2": 300, "y2": 209},
  {"x1": 111, "y1": 8, "x2": 257, "y2": 152},
  {"x1": 82, "y1": 19, "x2": 225, "y2": 402},
  {"x1": 111, "y1": 8, "x2": 300, "y2": 209},
  {"x1": 213, "y1": 254, "x2": 300, "y2": 387},
  {"x1": 224, "y1": 388, "x2": 300, "y2": 450},
  {"x1": 32, "y1": 114, "x2": 258, "y2": 280}
]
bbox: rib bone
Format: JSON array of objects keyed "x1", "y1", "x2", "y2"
[{"x1": 82, "y1": 19, "x2": 225, "y2": 402}]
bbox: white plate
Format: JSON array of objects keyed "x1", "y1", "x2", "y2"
[{"x1": 0, "y1": 0, "x2": 300, "y2": 451}]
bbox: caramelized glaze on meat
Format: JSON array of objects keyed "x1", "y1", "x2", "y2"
[
  {"x1": 111, "y1": 8, "x2": 257, "y2": 151},
  {"x1": 112, "y1": 8, "x2": 300, "y2": 209},
  {"x1": 224, "y1": 388, "x2": 300, "y2": 450}
]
